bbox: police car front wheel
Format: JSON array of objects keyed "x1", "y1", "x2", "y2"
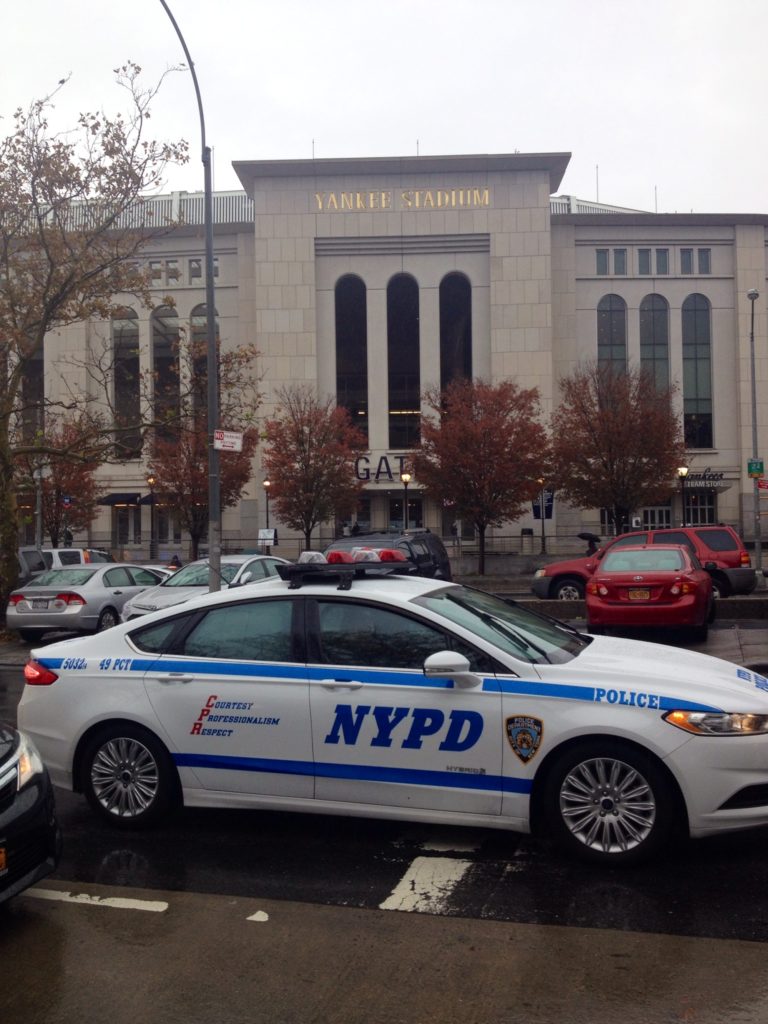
[
  {"x1": 543, "y1": 741, "x2": 675, "y2": 865},
  {"x1": 82, "y1": 725, "x2": 178, "y2": 828}
]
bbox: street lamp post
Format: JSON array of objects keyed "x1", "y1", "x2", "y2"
[
  {"x1": 159, "y1": 0, "x2": 221, "y2": 592},
  {"x1": 748, "y1": 288, "x2": 762, "y2": 573},
  {"x1": 263, "y1": 479, "x2": 271, "y2": 554},
  {"x1": 677, "y1": 466, "x2": 689, "y2": 527},
  {"x1": 537, "y1": 478, "x2": 546, "y2": 554},
  {"x1": 146, "y1": 473, "x2": 157, "y2": 560},
  {"x1": 400, "y1": 473, "x2": 411, "y2": 531}
]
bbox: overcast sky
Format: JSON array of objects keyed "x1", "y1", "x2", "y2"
[{"x1": 3, "y1": 0, "x2": 767, "y2": 214}]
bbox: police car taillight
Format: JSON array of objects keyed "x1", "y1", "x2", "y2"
[
  {"x1": 55, "y1": 592, "x2": 86, "y2": 606},
  {"x1": 24, "y1": 660, "x2": 59, "y2": 685}
]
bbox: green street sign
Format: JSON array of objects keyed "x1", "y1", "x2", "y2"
[{"x1": 748, "y1": 459, "x2": 764, "y2": 478}]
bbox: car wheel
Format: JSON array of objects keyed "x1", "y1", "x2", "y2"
[
  {"x1": 96, "y1": 607, "x2": 119, "y2": 631},
  {"x1": 553, "y1": 578, "x2": 584, "y2": 600},
  {"x1": 543, "y1": 740, "x2": 675, "y2": 865},
  {"x1": 81, "y1": 725, "x2": 178, "y2": 828},
  {"x1": 689, "y1": 622, "x2": 709, "y2": 643}
]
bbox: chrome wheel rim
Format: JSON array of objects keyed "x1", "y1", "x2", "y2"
[
  {"x1": 90, "y1": 737, "x2": 159, "y2": 818},
  {"x1": 98, "y1": 610, "x2": 118, "y2": 631},
  {"x1": 559, "y1": 756, "x2": 656, "y2": 854},
  {"x1": 557, "y1": 584, "x2": 581, "y2": 600}
]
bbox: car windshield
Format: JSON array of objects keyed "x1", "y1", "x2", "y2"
[
  {"x1": 603, "y1": 550, "x2": 684, "y2": 572},
  {"x1": 161, "y1": 562, "x2": 243, "y2": 587},
  {"x1": 27, "y1": 568, "x2": 97, "y2": 587},
  {"x1": 413, "y1": 586, "x2": 588, "y2": 665}
]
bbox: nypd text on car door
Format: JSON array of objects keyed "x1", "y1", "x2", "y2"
[{"x1": 307, "y1": 597, "x2": 504, "y2": 815}]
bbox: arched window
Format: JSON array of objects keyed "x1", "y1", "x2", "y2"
[
  {"x1": 597, "y1": 294, "x2": 627, "y2": 369},
  {"x1": 387, "y1": 274, "x2": 421, "y2": 448},
  {"x1": 151, "y1": 305, "x2": 180, "y2": 440},
  {"x1": 682, "y1": 294, "x2": 713, "y2": 448},
  {"x1": 639, "y1": 294, "x2": 669, "y2": 389},
  {"x1": 190, "y1": 304, "x2": 219, "y2": 424},
  {"x1": 334, "y1": 276, "x2": 368, "y2": 441},
  {"x1": 440, "y1": 272, "x2": 472, "y2": 390},
  {"x1": 112, "y1": 307, "x2": 141, "y2": 458}
]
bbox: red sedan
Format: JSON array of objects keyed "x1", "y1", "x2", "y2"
[{"x1": 585, "y1": 544, "x2": 714, "y2": 640}]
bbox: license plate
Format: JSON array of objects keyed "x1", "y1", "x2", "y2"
[
  {"x1": 0, "y1": 847, "x2": 6, "y2": 873},
  {"x1": 628, "y1": 588, "x2": 650, "y2": 600},
  {"x1": 31, "y1": 599, "x2": 49, "y2": 610}
]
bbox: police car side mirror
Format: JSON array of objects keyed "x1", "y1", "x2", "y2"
[{"x1": 423, "y1": 651, "x2": 482, "y2": 689}]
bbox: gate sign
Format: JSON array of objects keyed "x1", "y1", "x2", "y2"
[
  {"x1": 213, "y1": 429, "x2": 243, "y2": 453},
  {"x1": 748, "y1": 459, "x2": 764, "y2": 478}
]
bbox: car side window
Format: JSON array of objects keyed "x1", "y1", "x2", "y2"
[
  {"x1": 180, "y1": 600, "x2": 294, "y2": 662},
  {"x1": 317, "y1": 600, "x2": 447, "y2": 669},
  {"x1": 607, "y1": 533, "x2": 649, "y2": 551},
  {"x1": 129, "y1": 567, "x2": 162, "y2": 586},
  {"x1": 408, "y1": 539, "x2": 431, "y2": 565},
  {"x1": 130, "y1": 617, "x2": 187, "y2": 653},
  {"x1": 104, "y1": 567, "x2": 133, "y2": 587},
  {"x1": 263, "y1": 559, "x2": 283, "y2": 577},
  {"x1": 59, "y1": 550, "x2": 81, "y2": 565},
  {"x1": 652, "y1": 531, "x2": 694, "y2": 551},
  {"x1": 244, "y1": 559, "x2": 267, "y2": 579}
]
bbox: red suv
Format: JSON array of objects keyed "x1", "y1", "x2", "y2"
[{"x1": 531, "y1": 525, "x2": 756, "y2": 600}]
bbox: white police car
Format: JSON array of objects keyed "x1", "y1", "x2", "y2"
[{"x1": 16, "y1": 558, "x2": 768, "y2": 865}]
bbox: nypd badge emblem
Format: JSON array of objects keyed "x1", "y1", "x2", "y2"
[{"x1": 506, "y1": 716, "x2": 543, "y2": 764}]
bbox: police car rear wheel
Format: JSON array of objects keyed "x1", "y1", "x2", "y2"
[
  {"x1": 82, "y1": 725, "x2": 177, "y2": 828},
  {"x1": 545, "y1": 741, "x2": 673, "y2": 864}
]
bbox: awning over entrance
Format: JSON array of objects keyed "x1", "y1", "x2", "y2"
[{"x1": 98, "y1": 492, "x2": 142, "y2": 506}]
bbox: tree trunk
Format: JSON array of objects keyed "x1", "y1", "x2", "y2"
[
  {"x1": 304, "y1": 529, "x2": 312, "y2": 553},
  {"x1": 477, "y1": 524, "x2": 487, "y2": 575},
  {"x1": 0, "y1": 427, "x2": 19, "y2": 613}
]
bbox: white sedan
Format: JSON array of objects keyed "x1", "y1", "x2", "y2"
[{"x1": 17, "y1": 558, "x2": 768, "y2": 865}]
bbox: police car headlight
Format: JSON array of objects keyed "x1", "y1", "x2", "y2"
[
  {"x1": 663, "y1": 711, "x2": 768, "y2": 736},
  {"x1": 16, "y1": 731, "x2": 45, "y2": 788}
]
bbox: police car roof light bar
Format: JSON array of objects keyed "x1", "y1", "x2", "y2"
[{"x1": 276, "y1": 562, "x2": 413, "y2": 590}]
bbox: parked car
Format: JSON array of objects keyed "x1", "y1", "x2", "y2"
[
  {"x1": 42, "y1": 548, "x2": 114, "y2": 569},
  {"x1": 7, "y1": 564, "x2": 167, "y2": 642},
  {"x1": 120, "y1": 554, "x2": 290, "y2": 621},
  {"x1": 532, "y1": 525, "x2": 756, "y2": 600},
  {"x1": 17, "y1": 558, "x2": 768, "y2": 865},
  {"x1": 16, "y1": 547, "x2": 47, "y2": 588},
  {"x1": 585, "y1": 544, "x2": 715, "y2": 640},
  {"x1": 0, "y1": 723, "x2": 61, "y2": 905},
  {"x1": 324, "y1": 529, "x2": 452, "y2": 580}
]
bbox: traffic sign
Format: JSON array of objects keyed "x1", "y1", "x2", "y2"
[
  {"x1": 213, "y1": 429, "x2": 243, "y2": 452},
  {"x1": 748, "y1": 459, "x2": 764, "y2": 478}
]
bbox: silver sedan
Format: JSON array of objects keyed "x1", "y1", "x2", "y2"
[{"x1": 7, "y1": 564, "x2": 167, "y2": 642}]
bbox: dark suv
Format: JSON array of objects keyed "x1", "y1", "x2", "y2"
[
  {"x1": 17, "y1": 547, "x2": 47, "y2": 587},
  {"x1": 532, "y1": 525, "x2": 756, "y2": 600},
  {"x1": 324, "y1": 530, "x2": 453, "y2": 580}
]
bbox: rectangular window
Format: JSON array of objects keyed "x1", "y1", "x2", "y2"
[
  {"x1": 681, "y1": 248, "x2": 693, "y2": 274},
  {"x1": 165, "y1": 259, "x2": 180, "y2": 282},
  {"x1": 596, "y1": 249, "x2": 609, "y2": 275},
  {"x1": 656, "y1": 249, "x2": 669, "y2": 275},
  {"x1": 638, "y1": 249, "x2": 651, "y2": 275},
  {"x1": 148, "y1": 260, "x2": 163, "y2": 282},
  {"x1": 698, "y1": 248, "x2": 711, "y2": 274},
  {"x1": 189, "y1": 257, "x2": 202, "y2": 280},
  {"x1": 613, "y1": 248, "x2": 627, "y2": 275}
]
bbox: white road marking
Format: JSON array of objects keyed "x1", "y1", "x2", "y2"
[
  {"x1": 379, "y1": 856, "x2": 472, "y2": 913},
  {"x1": 420, "y1": 839, "x2": 480, "y2": 853},
  {"x1": 26, "y1": 887, "x2": 168, "y2": 913},
  {"x1": 247, "y1": 910, "x2": 270, "y2": 922}
]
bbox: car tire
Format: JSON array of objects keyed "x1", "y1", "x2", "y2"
[
  {"x1": 81, "y1": 725, "x2": 178, "y2": 829},
  {"x1": 689, "y1": 622, "x2": 709, "y2": 643},
  {"x1": 96, "y1": 607, "x2": 119, "y2": 631},
  {"x1": 553, "y1": 578, "x2": 585, "y2": 600},
  {"x1": 542, "y1": 740, "x2": 675, "y2": 865}
]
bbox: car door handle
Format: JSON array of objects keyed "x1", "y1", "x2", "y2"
[
  {"x1": 154, "y1": 673, "x2": 195, "y2": 684},
  {"x1": 320, "y1": 678, "x2": 363, "y2": 690}
]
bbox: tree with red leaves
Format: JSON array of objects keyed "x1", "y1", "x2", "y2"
[
  {"x1": 149, "y1": 340, "x2": 261, "y2": 560},
  {"x1": 550, "y1": 362, "x2": 684, "y2": 533},
  {"x1": 262, "y1": 385, "x2": 367, "y2": 550},
  {"x1": 412, "y1": 378, "x2": 551, "y2": 574}
]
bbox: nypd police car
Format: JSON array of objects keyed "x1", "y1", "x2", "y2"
[{"x1": 16, "y1": 557, "x2": 768, "y2": 865}]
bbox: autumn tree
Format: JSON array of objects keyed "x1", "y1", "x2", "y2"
[
  {"x1": 262, "y1": 385, "x2": 367, "y2": 550},
  {"x1": 149, "y1": 340, "x2": 261, "y2": 560},
  {"x1": 550, "y1": 361, "x2": 685, "y2": 532},
  {"x1": 412, "y1": 378, "x2": 551, "y2": 574},
  {"x1": 0, "y1": 65, "x2": 188, "y2": 608},
  {"x1": 16, "y1": 418, "x2": 101, "y2": 547}
]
